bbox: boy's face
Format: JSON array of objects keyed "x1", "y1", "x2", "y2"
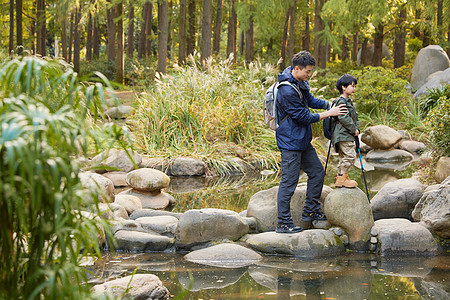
[
  {"x1": 292, "y1": 65, "x2": 314, "y2": 82},
  {"x1": 343, "y1": 82, "x2": 356, "y2": 96}
]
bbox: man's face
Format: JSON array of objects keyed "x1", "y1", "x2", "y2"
[{"x1": 292, "y1": 65, "x2": 314, "y2": 82}]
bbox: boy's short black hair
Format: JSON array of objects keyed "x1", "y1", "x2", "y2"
[
  {"x1": 292, "y1": 51, "x2": 316, "y2": 69},
  {"x1": 336, "y1": 74, "x2": 357, "y2": 94}
]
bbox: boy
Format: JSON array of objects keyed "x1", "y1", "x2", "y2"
[
  {"x1": 332, "y1": 74, "x2": 360, "y2": 188},
  {"x1": 275, "y1": 51, "x2": 348, "y2": 233}
]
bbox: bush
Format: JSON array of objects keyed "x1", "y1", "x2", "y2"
[{"x1": 424, "y1": 85, "x2": 450, "y2": 156}]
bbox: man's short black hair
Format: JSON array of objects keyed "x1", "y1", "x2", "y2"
[
  {"x1": 336, "y1": 74, "x2": 357, "y2": 94},
  {"x1": 292, "y1": 51, "x2": 316, "y2": 69}
]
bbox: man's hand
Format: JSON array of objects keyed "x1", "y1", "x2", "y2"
[{"x1": 328, "y1": 104, "x2": 347, "y2": 116}]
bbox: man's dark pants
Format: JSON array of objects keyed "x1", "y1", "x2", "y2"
[{"x1": 277, "y1": 144, "x2": 324, "y2": 225}]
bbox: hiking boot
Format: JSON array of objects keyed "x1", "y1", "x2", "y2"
[
  {"x1": 335, "y1": 174, "x2": 358, "y2": 188},
  {"x1": 276, "y1": 224, "x2": 303, "y2": 233},
  {"x1": 301, "y1": 211, "x2": 327, "y2": 222}
]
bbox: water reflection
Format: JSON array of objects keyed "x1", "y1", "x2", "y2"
[{"x1": 92, "y1": 253, "x2": 449, "y2": 299}]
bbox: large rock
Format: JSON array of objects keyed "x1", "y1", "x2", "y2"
[
  {"x1": 129, "y1": 209, "x2": 182, "y2": 220},
  {"x1": 414, "y1": 67, "x2": 450, "y2": 99},
  {"x1": 241, "y1": 229, "x2": 345, "y2": 257},
  {"x1": 366, "y1": 149, "x2": 414, "y2": 162},
  {"x1": 399, "y1": 140, "x2": 426, "y2": 153},
  {"x1": 79, "y1": 171, "x2": 115, "y2": 203},
  {"x1": 126, "y1": 168, "x2": 170, "y2": 192},
  {"x1": 246, "y1": 184, "x2": 332, "y2": 232},
  {"x1": 93, "y1": 274, "x2": 169, "y2": 300},
  {"x1": 170, "y1": 157, "x2": 206, "y2": 176},
  {"x1": 371, "y1": 219, "x2": 439, "y2": 255},
  {"x1": 410, "y1": 45, "x2": 450, "y2": 90},
  {"x1": 104, "y1": 105, "x2": 133, "y2": 119},
  {"x1": 435, "y1": 157, "x2": 450, "y2": 183},
  {"x1": 176, "y1": 208, "x2": 249, "y2": 247},
  {"x1": 324, "y1": 188, "x2": 374, "y2": 249},
  {"x1": 114, "y1": 194, "x2": 142, "y2": 215},
  {"x1": 114, "y1": 230, "x2": 175, "y2": 252},
  {"x1": 361, "y1": 125, "x2": 403, "y2": 150},
  {"x1": 91, "y1": 148, "x2": 142, "y2": 173},
  {"x1": 118, "y1": 188, "x2": 174, "y2": 210},
  {"x1": 371, "y1": 178, "x2": 426, "y2": 220},
  {"x1": 412, "y1": 176, "x2": 450, "y2": 239},
  {"x1": 184, "y1": 243, "x2": 262, "y2": 268},
  {"x1": 102, "y1": 171, "x2": 128, "y2": 187},
  {"x1": 135, "y1": 216, "x2": 179, "y2": 235},
  {"x1": 357, "y1": 43, "x2": 391, "y2": 66}
]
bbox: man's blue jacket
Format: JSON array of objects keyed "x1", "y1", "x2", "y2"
[{"x1": 276, "y1": 66, "x2": 328, "y2": 151}]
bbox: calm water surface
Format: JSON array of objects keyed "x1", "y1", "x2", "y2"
[{"x1": 93, "y1": 253, "x2": 449, "y2": 299}]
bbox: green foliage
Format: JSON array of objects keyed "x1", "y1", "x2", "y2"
[
  {"x1": 130, "y1": 56, "x2": 280, "y2": 174},
  {"x1": 0, "y1": 56, "x2": 123, "y2": 299},
  {"x1": 424, "y1": 85, "x2": 450, "y2": 156},
  {"x1": 353, "y1": 66, "x2": 410, "y2": 116}
]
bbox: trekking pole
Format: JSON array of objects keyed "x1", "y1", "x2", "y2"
[
  {"x1": 354, "y1": 136, "x2": 370, "y2": 202},
  {"x1": 324, "y1": 141, "x2": 332, "y2": 176}
]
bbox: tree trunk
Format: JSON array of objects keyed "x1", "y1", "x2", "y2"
[
  {"x1": 360, "y1": 37, "x2": 369, "y2": 66},
  {"x1": 107, "y1": 0, "x2": 116, "y2": 61},
  {"x1": 187, "y1": 0, "x2": 196, "y2": 56},
  {"x1": 127, "y1": 1, "x2": 135, "y2": 58},
  {"x1": 302, "y1": 0, "x2": 310, "y2": 51},
  {"x1": 314, "y1": 0, "x2": 325, "y2": 67},
  {"x1": 68, "y1": 13, "x2": 74, "y2": 63},
  {"x1": 36, "y1": 0, "x2": 46, "y2": 56},
  {"x1": 145, "y1": 2, "x2": 153, "y2": 56},
  {"x1": 244, "y1": 14, "x2": 254, "y2": 62},
  {"x1": 9, "y1": 0, "x2": 14, "y2": 56},
  {"x1": 226, "y1": 0, "x2": 236, "y2": 62},
  {"x1": 157, "y1": 0, "x2": 169, "y2": 73},
  {"x1": 281, "y1": 8, "x2": 290, "y2": 69},
  {"x1": 61, "y1": 17, "x2": 67, "y2": 59},
  {"x1": 86, "y1": 14, "x2": 93, "y2": 61},
  {"x1": 73, "y1": 7, "x2": 81, "y2": 73},
  {"x1": 213, "y1": 0, "x2": 223, "y2": 55},
  {"x1": 437, "y1": 0, "x2": 443, "y2": 39},
  {"x1": 287, "y1": 0, "x2": 296, "y2": 65},
  {"x1": 93, "y1": 16, "x2": 100, "y2": 58},
  {"x1": 138, "y1": 2, "x2": 148, "y2": 59},
  {"x1": 351, "y1": 32, "x2": 358, "y2": 62},
  {"x1": 167, "y1": 0, "x2": 173, "y2": 59},
  {"x1": 16, "y1": 0, "x2": 23, "y2": 55},
  {"x1": 178, "y1": 0, "x2": 187, "y2": 64},
  {"x1": 422, "y1": 16, "x2": 431, "y2": 47},
  {"x1": 372, "y1": 24, "x2": 383, "y2": 66},
  {"x1": 201, "y1": 0, "x2": 212, "y2": 65},
  {"x1": 116, "y1": 1, "x2": 124, "y2": 84},
  {"x1": 342, "y1": 35, "x2": 349, "y2": 61},
  {"x1": 239, "y1": 31, "x2": 244, "y2": 55},
  {"x1": 393, "y1": 8, "x2": 406, "y2": 68}
]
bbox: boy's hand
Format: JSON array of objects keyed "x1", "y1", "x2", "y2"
[
  {"x1": 354, "y1": 129, "x2": 359, "y2": 136},
  {"x1": 328, "y1": 104, "x2": 347, "y2": 117}
]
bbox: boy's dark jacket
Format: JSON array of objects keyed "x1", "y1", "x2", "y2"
[
  {"x1": 276, "y1": 66, "x2": 328, "y2": 151},
  {"x1": 331, "y1": 96, "x2": 360, "y2": 149}
]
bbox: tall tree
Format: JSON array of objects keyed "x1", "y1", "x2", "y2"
[
  {"x1": 16, "y1": 0, "x2": 23, "y2": 55},
  {"x1": 36, "y1": 0, "x2": 46, "y2": 56},
  {"x1": 280, "y1": 7, "x2": 290, "y2": 69},
  {"x1": 213, "y1": 0, "x2": 223, "y2": 55},
  {"x1": 178, "y1": 0, "x2": 187, "y2": 64},
  {"x1": 93, "y1": 16, "x2": 100, "y2": 58},
  {"x1": 127, "y1": 1, "x2": 135, "y2": 57},
  {"x1": 86, "y1": 14, "x2": 93, "y2": 61},
  {"x1": 226, "y1": 0, "x2": 237, "y2": 62},
  {"x1": 351, "y1": 32, "x2": 358, "y2": 62},
  {"x1": 341, "y1": 36, "x2": 349, "y2": 60},
  {"x1": 68, "y1": 13, "x2": 74, "y2": 63},
  {"x1": 145, "y1": 2, "x2": 153, "y2": 57},
  {"x1": 393, "y1": 7, "x2": 406, "y2": 68},
  {"x1": 201, "y1": 0, "x2": 213, "y2": 64},
  {"x1": 73, "y1": 7, "x2": 81, "y2": 73},
  {"x1": 287, "y1": 0, "x2": 297, "y2": 64},
  {"x1": 314, "y1": 0, "x2": 326, "y2": 68},
  {"x1": 245, "y1": 14, "x2": 254, "y2": 62},
  {"x1": 372, "y1": 24, "x2": 384, "y2": 66},
  {"x1": 116, "y1": 1, "x2": 124, "y2": 84},
  {"x1": 302, "y1": 0, "x2": 310, "y2": 51},
  {"x1": 61, "y1": 17, "x2": 67, "y2": 59},
  {"x1": 9, "y1": 0, "x2": 14, "y2": 56},
  {"x1": 157, "y1": 0, "x2": 169, "y2": 73},
  {"x1": 138, "y1": 2, "x2": 148, "y2": 58},
  {"x1": 187, "y1": 0, "x2": 196, "y2": 56},
  {"x1": 107, "y1": 0, "x2": 116, "y2": 61}
]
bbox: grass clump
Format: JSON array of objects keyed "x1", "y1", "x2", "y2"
[{"x1": 130, "y1": 56, "x2": 281, "y2": 174}]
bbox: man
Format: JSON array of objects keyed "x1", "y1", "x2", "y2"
[{"x1": 275, "y1": 51, "x2": 348, "y2": 233}]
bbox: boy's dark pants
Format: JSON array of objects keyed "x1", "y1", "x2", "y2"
[{"x1": 277, "y1": 144, "x2": 324, "y2": 225}]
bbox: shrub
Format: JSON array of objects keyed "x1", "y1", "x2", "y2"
[{"x1": 424, "y1": 85, "x2": 450, "y2": 156}]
